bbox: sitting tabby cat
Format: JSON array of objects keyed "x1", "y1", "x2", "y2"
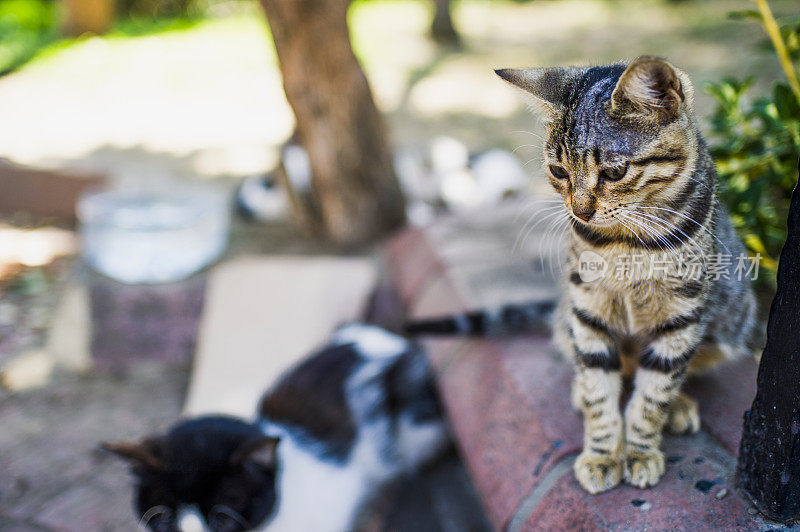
[
  {"x1": 103, "y1": 324, "x2": 448, "y2": 531},
  {"x1": 409, "y1": 57, "x2": 760, "y2": 494}
]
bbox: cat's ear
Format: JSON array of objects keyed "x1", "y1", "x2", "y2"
[
  {"x1": 231, "y1": 436, "x2": 281, "y2": 471},
  {"x1": 494, "y1": 67, "x2": 573, "y2": 116},
  {"x1": 609, "y1": 56, "x2": 690, "y2": 120},
  {"x1": 101, "y1": 438, "x2": 165, "y2": 471}
]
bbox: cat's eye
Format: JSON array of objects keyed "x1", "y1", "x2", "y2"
[
  {"x1": 548, "y1": 165, "x2": 570, "y2": 180},
  {"x1": 599, "y1": 163, "x2": 629, "y2": 182}
]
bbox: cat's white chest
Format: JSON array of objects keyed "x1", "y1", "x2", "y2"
[{"x1": 259, "y1": 435, "x2": 370, "y2": 532}]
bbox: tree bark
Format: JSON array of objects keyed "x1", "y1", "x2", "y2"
[
  {"x1": 736, "y1": 159, "x2": 800, "y2": 522},
  {"x1": 61, "y1": 0, "x2": 113, "y2": 36},
  {"x1": 430, "y1": 0, "x2": 460, "y2": 46},
  {"x1": 259, "y1": 0, "x2": 405, "y2": 248}
]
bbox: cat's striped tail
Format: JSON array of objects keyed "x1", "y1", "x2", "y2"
[{"x1": 403, "y1": 299, "x2": 556, "y2": 337}]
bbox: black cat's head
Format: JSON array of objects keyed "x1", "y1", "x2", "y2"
[{"x1": 103, "y1": 416, "x2": 280, "y2": 532}]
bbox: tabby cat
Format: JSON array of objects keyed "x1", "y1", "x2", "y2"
[
  {"x1": 409, "y1": 57, "x2": 760, "y2": 494},
  {"x1": 103, "y1": 324, "x2": 448, "y2": 531}
]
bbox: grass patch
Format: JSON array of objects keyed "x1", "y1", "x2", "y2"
[
  {"x1": 0, "y1": 0, "x2": 227, "y2": 76},
  {"x1": 0, "y1": 0, "x2": 58, "y2": 75}
]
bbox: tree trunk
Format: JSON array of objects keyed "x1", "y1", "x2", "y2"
[
  {"x1": 430, "y1": 0, "x2": 460, "y2": 46},
  {"x1": 736, "y1": 160, "x2": 800, "y2": 522},
  {"x1": 259, "y1": 0, "x2": 406, "y2": 248},
  {"x1": 61, "y1": 0, "x2": 113, "y2": 36}
]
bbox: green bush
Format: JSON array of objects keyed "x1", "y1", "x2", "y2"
[
  {"x1": 707, "y1": 6, "x2": 800, "y2": 273},
  {"x1": 0, "y1": 0, "x2": 57, "y2": 75}
]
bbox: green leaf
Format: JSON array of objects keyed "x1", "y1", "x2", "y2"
[
  {"x1": 745, "y1": 233, "x2": 769, "y2": 256},
  {"x1": 728, "y1": 10, "x2": 762, "y2": 22},
  {"x1": 773, "y1": 83, "x2": 800, "y2": 121}
]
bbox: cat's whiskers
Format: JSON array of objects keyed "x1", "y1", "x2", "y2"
[
  {"x1": 536, "y1": 211, "x2": 569, "y2": 274},
  {"x1": 610, "y1": 212, "x2": 649, "y2": 249},
  {"x1": 511, "y1": 130, "x2": 545, "y2": 141},
  {"x1": 620, "y1": 209, "x2": 706, "y2": 258},
  {"x1": 661, "y1": 165, "x2": 716, "y2": 194},
  {"x1": 513, "y1": 197, "x2": 562, "y2": 223},
  {"x1": 514, "y1": 206, "x2": 567, "y2": 254},
  {"x1": 615, "y1": 211, "x2": 676, "y2": 255},
  {"x1": 523, "y1": 157, "x2": 545, "y2": 168},
  {"x1": 624, "y1": 209, "x2": 707, "y2": 257},
  {"x1": 547, "y1": 215, "x2": 571, "y2": 277},
  {"x1": 139, "y1": 505, "x2": 171, "y2": 530},
  {"x1": 622, "y1": 205, "x2": 714, "y2": 257},
  {"x1": 513, "y1": 131, "x2": 545, "y2": 162},
  {"x1": 628, "y1": 204, "x2": 731, "y2": 254},
  {"x1": 520, "y1": 211, "x2": 566, "y2": 270},
  {"x1": 621, "y1": 210, "x2": 688, "y2": 257},
  {"x1": 543, "y1": 214, "x2": 565, "y2": 277},
  {"x1": 681, "y1": 173, "x2": 715, "y2": 194},
  {"x1": 514, "y1": 205, "x2": 563, "y2": 250},
  {"x1": 615, "y1": 212, "x2": 669, "y2": 253},
  {"x1": 512, "y1": 143, "x2": 543, "y2": 154}
]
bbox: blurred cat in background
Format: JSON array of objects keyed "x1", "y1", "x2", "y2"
[{"x1": 103, "y1": 324, "x2": 448, "y2": 532}]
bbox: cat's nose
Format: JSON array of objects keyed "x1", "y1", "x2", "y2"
[
  {"x1": 573, "y1": 207, "x2": 596, "y2": 222},
  {"x1": 572, "y1": 192, "x2": 596, "y2": 222},
  {"x1": 177, "y1": 506, "x2": 206, "y2": 532}
]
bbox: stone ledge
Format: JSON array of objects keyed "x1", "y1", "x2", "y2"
[{"x1": 384, "y1": 206, "x2": 778, "y2": 531}]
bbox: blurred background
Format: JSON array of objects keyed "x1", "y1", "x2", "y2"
[{"x1": 0, "y1": 0, "x2": 798, "y2": 529}]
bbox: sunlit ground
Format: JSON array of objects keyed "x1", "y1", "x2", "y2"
[
  {"x1": 0, "y1": 0, "x2": 793, "y2": 298},
  {"x1": 0, "y1": 223, "x2": 76, "y2": 270},
  {"x1": 0, "y1": 0, "x2": 793, "y2": 300},
  {"x1": 0, "y1": 0, "x2": 793, "y2": 187}
]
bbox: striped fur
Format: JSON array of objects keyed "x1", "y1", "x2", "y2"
[
  {"x1": 494, "y1": 57, "x2": 761, "y2": 493},
  {"x1": 403, "y1": 300, "x2": 555, "y2": 336}
]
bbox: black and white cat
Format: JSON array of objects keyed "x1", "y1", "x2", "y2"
[{"x1": 103, "y1": 324, "x2": 448, "y2": 532}]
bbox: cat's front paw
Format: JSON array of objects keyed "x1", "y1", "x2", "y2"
[
  {"x1": 666, "y1": 394, "x2": 700, "y2": 435},
  {"x1": 574, "y1": 451, "x2": 622, "y2": 494},
  {"x1": 624, "y1": 449, "x2": 665, "y2": 488}
]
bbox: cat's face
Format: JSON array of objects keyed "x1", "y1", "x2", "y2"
[
  {"x1": 497, "y1": 57, "x2": 697, "y2": 230},
  {"x1": 103, "y1": 416, "x2": 280, "y2": 532}
]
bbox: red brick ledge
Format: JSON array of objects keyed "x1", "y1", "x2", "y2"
[{"x1": 385, "y1": 223, "x2": 776, "y2": 531}]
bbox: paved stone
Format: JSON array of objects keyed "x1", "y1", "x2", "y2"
[
  {"x1": 519, "y1": 433, "x2": 755, "y2": 531},
  {"x1": 686, "y1": 357, "x2": 758, "y2": 456},
  {"x1": 438, "y1": 339, "x2": 579, "y2": 529}
]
